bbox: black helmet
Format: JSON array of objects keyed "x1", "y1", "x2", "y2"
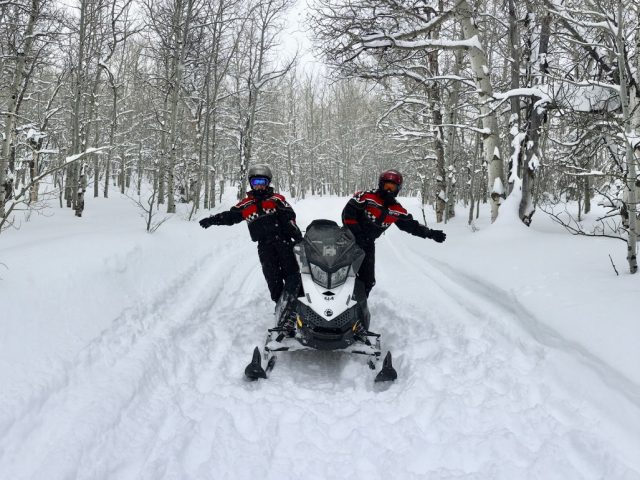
[
  {"x1": 247, "y1": 164, "x2": 272, "y2": 182},
  {"x1": 378, "y1": 169, "x2": 403, "y2": 196}
]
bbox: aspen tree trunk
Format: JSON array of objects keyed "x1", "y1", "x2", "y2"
[
  {"x1": 93, "y1": 153, "x2": 100, "y2": 198},
  {"x1": 584, "y1": 174, "x2": 591, "y2": 214},
  {"x1": 286, "y1": 86, "x2": 297, "y2": 198},
  {"x1": 426, "y1": 12, "x2": 447, "y2": 223},
  {"x1": 125, "y1": 153, "x2": 131, "y2": 190},
  {"x1": 433, "y1": 104, "x2": 446, "y2": 224},
  {"x1": 188, "y1": 101, "x2": 205, "y2": 220},
  {"x1": 202, "y1": 53, "x2": 214, "y2": 211},
  {"x1": 467, "y1": 128, "x2": 481, "y2": 225},
  {"x1": 457, "y1": 0, "x2": 504, "y2": 222},
  {"x1": 29, "y1": 142, "x2": 42, "y2": 203},
  {"x1": 103, "y1": 69, "x2": 117, "y2": 198},
  {"x1": 444, "y1": 44, "x2": 463, "y2": 222},
  {"x1": 137, "y1": 141, "x2": 142, "y2": 196},
  {"x1": 71, "y1": 0, "x2": 89, "y2": 217},
  {"x1": 209, "y1": 115, "x2": 218, "y2": 209},
  {"x1": 203, "y1": 121, "x2": 211, "y2": 210},
  {"x1": 519, "y1": 10, "x2": 550, "y2": 226},
  {"x1": 158, "y1": 92, "x2": 168, "y2": 206},
  {"x1": 87, "y1": 68, "x2": 103, "y2": 199},
  {"x1": 76, "y1": 162, "x2": 87, "y2": 216},
  {"x1": 1, "y1": 0, "x2": 40, "y2": 216},
  {"x1": 166, "y1": 0, "x2": 196, "y2": 213},
  {"x1": 617, "y1": 1, "x2": 638, "y2": 273},
  {"x1": 507, "y1": 0, "x2": 521, "y2": 197}
]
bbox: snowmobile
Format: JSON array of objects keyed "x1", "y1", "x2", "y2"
[{"x1": 244, "y1": 219, "x2": 397, "y2": 383}]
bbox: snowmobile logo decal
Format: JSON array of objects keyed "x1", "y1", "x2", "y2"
[
  {"x1": 323, "y1": 245, "x2": 336, "y2": 256},
  {"x1": 324, "y1": 309, "x2": 333, "y2": 317}
]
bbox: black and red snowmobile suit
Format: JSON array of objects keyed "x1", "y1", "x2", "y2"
[
  {"x1": 342, "y1": 189, "x2": 443, "y2": 296},
  {"x1": 200, "y1": 187, "x2": 302, "y2": 303}
]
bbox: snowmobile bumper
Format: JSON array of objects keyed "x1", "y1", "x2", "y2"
[{"x1": 265, "y1": 334, "x2": 381, "y2": 357}]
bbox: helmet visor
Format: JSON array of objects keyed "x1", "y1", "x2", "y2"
[{"x1": 250, "y1": 177, "x2": 270, "y2": 188}]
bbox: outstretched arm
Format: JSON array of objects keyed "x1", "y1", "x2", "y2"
[
  {"x1": 199, "y1": 207, "x2": 243, "y2": 228},
  {"x1": 396, "y1": 214, "x2": 446, "y2": 243}
]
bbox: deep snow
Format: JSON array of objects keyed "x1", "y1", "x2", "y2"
[{"x1": 1, "y1": 190, "x2": 639, "y2": 479}]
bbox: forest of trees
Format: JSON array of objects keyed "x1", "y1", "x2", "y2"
[{"x1": 0, "y1": 0, "x2": 638, "y2": 270}]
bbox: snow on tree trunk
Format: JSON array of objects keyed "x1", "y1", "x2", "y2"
[
  {"x1": 617, "y1": 3, "x2": 638, "y2": 273},
  {"x1": 457, "y1": 0, "x2": 504, "y2": 222},
  {"x1": 519, "y1": 10, "x2": 551, "y2": 226},
  {"x1": 506, "y1": 0, "x2": 522, "y2": 198},
  {"x1": 1, "y1": 0, "x2": 40, "y2": 216}
]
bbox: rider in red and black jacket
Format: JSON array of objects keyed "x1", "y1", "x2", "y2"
[
  {"x1": 342, "y1": 169, "x2": 446, "y2": 297},
  {"x1": 199, "y1": 165, "x2": 302, "y2": 314}
]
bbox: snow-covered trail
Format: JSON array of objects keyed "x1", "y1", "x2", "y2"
[
  {"x1": 0, "y1": 237, "x2": 262, "y2": 477},
  {"x1": 1, "y1": 197, "x2": 639, "y2": 479}
]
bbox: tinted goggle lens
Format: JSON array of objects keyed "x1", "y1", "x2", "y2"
[
  {"x1": 250, "y1": 177, "x2": 269, "y2": 187},
  {"x1": 383, "y1": 181, "x2": 398, "y2": 192}
]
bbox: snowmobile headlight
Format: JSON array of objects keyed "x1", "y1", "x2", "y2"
[
  {"x1": 310, "y1": 263, "x2": 329, "y2": 288},
  {"x1": 331, "y1": 265, "x2": 350, "y2": 287}
]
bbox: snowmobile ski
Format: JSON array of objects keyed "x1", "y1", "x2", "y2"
[
  {"x1": 374, "y1": 351, "x2": 398, "y2": 382},
  {"x1": 244, "y1": 346, "x2": 276, "y2": 381}
]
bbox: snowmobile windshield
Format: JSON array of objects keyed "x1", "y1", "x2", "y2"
[{"x1": 302, "y1": 220, "x2": 364, "y2": 289}]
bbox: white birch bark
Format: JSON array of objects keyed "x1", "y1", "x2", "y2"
[
  {"x1": 617, "y1": 1, "x2": 638, "y2": 273},
  {"x1": 1, "y1": 0, "x2": 41, "y2": 216},
  {"x1": 457, "y1": 0, "x2": 504, "y2": 222}
]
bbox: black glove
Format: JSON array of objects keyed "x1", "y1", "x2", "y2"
[
  {"x1": 291, "y1": 225, "x2": 303, "y2": 244},
  {"x1": 199, "y1": 216, "x2": 216, "y2": 229},
  {"x1": 426, "y1": 228, "x2": 446, "y2": 243}
]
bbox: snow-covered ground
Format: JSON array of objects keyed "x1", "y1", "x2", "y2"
[{"x1": 1, "y1": 189, "x2": 639, "y2": 479}]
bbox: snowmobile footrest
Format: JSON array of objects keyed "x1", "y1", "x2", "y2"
[
  {"x1": 245, "y1": 346, "x2": 267, "y2": 380},
  {"x1": 374, "y1": 351, "x2": 398, "y2": 382}
]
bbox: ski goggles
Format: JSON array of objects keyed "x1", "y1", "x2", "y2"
[
  {"x1": 250, "y1": 176, "x2": 270, "y2": 187},
  {"x1": 382, "y1": 181, "x2": 399, "y2": 192}
]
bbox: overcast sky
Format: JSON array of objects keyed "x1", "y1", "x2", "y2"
[{"x1": 279, "y1": 0, "x2": 326, "y2": 75}]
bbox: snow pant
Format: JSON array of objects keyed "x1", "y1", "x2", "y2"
[
  {"x1": 357, "y1": 241, "x2": 376, "y2": 297},
  {"x1": 257, "y1": 239, "x2": 301, "y2": 303}
]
